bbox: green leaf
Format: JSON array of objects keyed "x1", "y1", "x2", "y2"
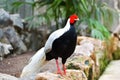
[
  {"x1": 91, "y1": 29, "x2": 105, "y2": 40},
  {"x1": 48, "y1": 0, "x2": 63, "y2": 10},
  {"x1": 81, "y1": 0, "x2": 88, "y2": 12},
  {"x1": 10, "y1": 0, "x2": 116, "y2": 37},
  {"x1": 12, "y1": 1, "x2": 24, "y2": 7},
  {"x1": 88, "y1": 19, "x2": 110, "y2": 40}
]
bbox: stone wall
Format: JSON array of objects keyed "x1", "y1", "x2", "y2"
[{"x1": 0, "y1": 9, "x2": 27, "y2": 60}]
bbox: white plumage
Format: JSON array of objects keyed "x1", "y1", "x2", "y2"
[
  {"x1": 20, "y1": 14, "x2": 79, "y2": 77},
  {"x1": 44, "y1": 19, "x2": 70, "y2": 53},
  {"x1": 20, "y1": 47, "x2": 47, "y2": 77},
  {"x1": 20, "y1": 19, "x2": 71, "y2": 77}
]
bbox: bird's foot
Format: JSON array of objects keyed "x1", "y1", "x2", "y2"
[
  {"x1": 56, "y1": 70, "x2": 66, "y2": 76},
  {"x1": 63, "y1": 64, "x2": 66, "y2": 75},
  {"x1": 63, "y1": 70, "x2": 66, "y2": 75},
  {"x1": 57, "y1": 70, "x2": 63, "y2": 75}
]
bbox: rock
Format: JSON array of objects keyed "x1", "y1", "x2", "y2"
[
  {"x1": 0, "y1": 42, "x2": 13, "y2": 61},
  {"x1": 0, "y1": 73, "x2": 18, "y2": 80},
  {"x1": 64, "y1": 70, "x2": 87, "y2": 80},
  {"x1": 19, "y1": 74, "x2": 36, "y2": 80},
  {"x1": 35, "y1": 70, "x2": 87, "y2": 80},
  {"x1": 0, "y1": 35, "x2": 10, "y2": 44},
  {"x1": 20, "y1": 32, "x2": 31, "y2": 50},
  {"x1": 66, "y1": 55, "x2": 95, "y2": 80},
  {"x1": 72, "y1": 36, "x2": 109, "y2": 79},
  {"x1": 10, "y1": 14, "x2": 23, "y2": 29},
  {"x1": 76, "y1": 36, "x2": 105, "y2": 66},
  {"x1": 35, "y1": 71, "x2": 59, "y2": 80},
  {"x1": 77, "y1": 36, "x2": 104, "y2": 51},
  {"x1": 74, "y1": 44, "x2": 94, "y2": 57},
  {"x1": 66, "y1": 55, "x2": 94, "y2": 70},
  {"x1": 0, "y1": 28, "x2": 4, "y2": 38},
  {"x1": 4, "y1": 26, "x2": 27, "y2": 54},
  {"x1": 77, "y1": 22, "x2": 89, "y2": 36},
  {"x1": 0, "y1": 28, "x2": 10, "y2": 44},
  {"x1": 0, "y1": 9, "x2": 12, "y2": 27},
  {"x1": 113, "y1": 24, "x2": 120, "y2": 34}
]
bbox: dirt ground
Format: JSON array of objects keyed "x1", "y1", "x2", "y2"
[
  {"x1": 0, "y1": 51, "x2": 35, "y2": 77},
  {"x1": 0, "y1": 51, "x2": 62, "y2": 78}
]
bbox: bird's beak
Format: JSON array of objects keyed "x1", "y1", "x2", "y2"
[{"x1": 75, "y1": 18, "x2": 79, "y2": 21}]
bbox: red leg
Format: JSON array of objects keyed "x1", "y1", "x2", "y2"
[
  {"x1": 62, "y1": 64, "x2": 66, "y2": 75},
  {"x1": 56, "y1": 59, "x2": 62, "y2": 75}
]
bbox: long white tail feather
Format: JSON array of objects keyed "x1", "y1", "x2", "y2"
[{"x1": 20, "y1": 47, "x2": 47, "y2": 77}]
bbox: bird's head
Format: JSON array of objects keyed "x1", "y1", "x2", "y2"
[{"x1": 69, "y1": 14, "x2": 79, "y2": 24}]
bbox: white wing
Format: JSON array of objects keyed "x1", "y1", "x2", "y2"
[{"x1": 44, "y1": 29, "x2": 65, "y2": 53}]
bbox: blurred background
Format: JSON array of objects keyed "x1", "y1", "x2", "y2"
[
  {"x1": 0, "y1": 0, "x2": 119, "y2": 51},
  {"x1": 0, "y1": 0, "x2": 120, "y2": 80}
]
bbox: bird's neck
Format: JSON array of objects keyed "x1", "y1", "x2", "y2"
[{"x1": 64, "y1": 19, "x2": 71, "y2": 31}]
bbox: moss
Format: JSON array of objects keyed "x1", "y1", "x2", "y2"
[
  {"x1": 99, "y1": 57, "x2": 110, "y2": 75},
  {"x1": 67, "y1": 63, "x2": 80, "y2": 70},
  {"x1": 113, "y1": 48, "x2": 120, "y2": 60},
  {"x1": 88, "y1": 67, "x2": 93, "y2": 80},
  {"x1": 70, "y1": 74, "x2": 77, "y2": 80},
  {"x1": 67, "y1": 39, "x2": 120, "y2": 80},
  {"x1": 94, "y1": 52, "x2": 111, "y2": 80}
]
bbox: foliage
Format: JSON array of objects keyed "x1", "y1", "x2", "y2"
[
  {"x1": 0, "y1": 0, "x2": 19, "y2": 13},
  {"x1": 99, "y1": 53, "x2": 111, "y2": 78},
  {"x1": 8, "y1": 0, "x2": 118, "y2": 40},
  {"x1": 89, "y1": 19, "x2": 110, "y2": 40}
]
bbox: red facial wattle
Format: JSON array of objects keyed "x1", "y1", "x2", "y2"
[{"x1": 69, "y1": 14, "x2": 79, "y2": 24}]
